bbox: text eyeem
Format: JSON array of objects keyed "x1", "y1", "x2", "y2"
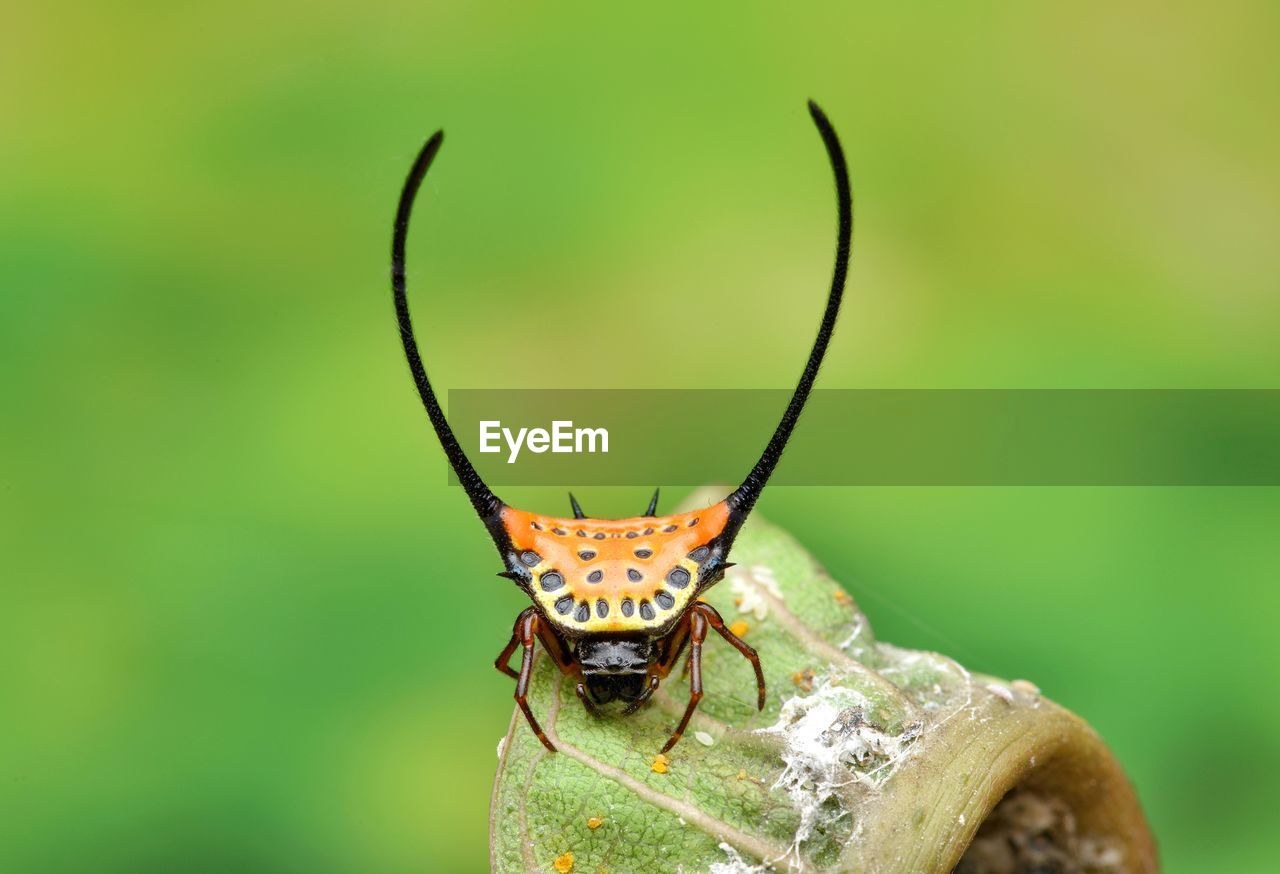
[{"x1": 479, "y1": 420, "x2": 609, "y2": 464}]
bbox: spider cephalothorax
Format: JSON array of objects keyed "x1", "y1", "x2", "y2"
[
  {"x1": 575, "y1": 638, "x2": 651, "y2": 704},
  {"x1": 390, "y1": 101, "x2": 851, "y2": 752}
]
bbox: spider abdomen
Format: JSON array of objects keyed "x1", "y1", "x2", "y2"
[{"x1": 501, "y1": 502, "x2": 729, "y2": 636}]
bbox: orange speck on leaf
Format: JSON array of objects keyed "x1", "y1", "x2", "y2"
[
  {"x1": 553, "y1": 851, "x2": 574, "y2": 872},
  {"x1": 791, "y1": 668, "x2": 815, "y2": 692},
  {"x1": 833, "y1": 589, "x2": 852, "y2": 605},
  {"x1": 587, "y1": 816, "x2": 605, "y2": 830},
  {"x1": 728, "y1": 620, "x2": 750, "y2": 638},
  {"x1": 651, "y1": 753, "x2": 669, "y2": 774}
]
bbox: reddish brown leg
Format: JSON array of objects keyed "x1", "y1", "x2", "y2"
[
  {"x1": 695, "y1": 602, "x2": 767, "y2": 710},
  {"x1": 493, "y1": 609, "x2": 530, "y2": 680},
  {"x1": 658, "y1": 619, "x2": 693, "y2": 681},
  {"x1": 512, "y1": 610, "x2": 557, "y2": 753},
  {"x1": 621, "y1": 675, "x2": 660, "y2": 715},
  {"x1": 574, "y1": 681, "x2": 601, "y2": 716},
  {"x1": 533, "y1": 619, "x2": 576, "y2": 675},
  {"x1": 661, "y1": 609, "x2": 708, "y2": 753},
  {"x1": 623, "y1": 612, "x2": 691, "y2": 715},
  {"x1": 498, "y1": 609, "x2": 594, "y2": 713},
  {"x1": 532, "y1": 619, "x2": 598, "y2": 716}
]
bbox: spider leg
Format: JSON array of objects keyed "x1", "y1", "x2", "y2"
[
  {"x1": 493, "y1": 608, "x2": 534, "y2": 680},
  {"x1": 532, "y1": 619, "x2": 597, "y2": 716},
  {"x1": 623, "y1": 613, "x2": 691, "y2": 716},
  {"x1": 622, "y1": 675, "x2": 659, "y2": 715},
  {"x1": 695, "y1": 602, "x2": 767, "y2": 710},
  {"x1": 660, "y1": 609, "x2": 708, "y2": 754},
  {"x1": 574, "y1": 681, "x2": 602, "y2": 716},
  {"x1": 512, "y1": 610, "x2": 557, "y2": 753},
  {"x1": 666, "y1": 624, "x2": 692, "y2": 682}
]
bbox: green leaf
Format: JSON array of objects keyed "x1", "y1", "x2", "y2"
[{"x1": 490, "y1": 489, "x2": 1156, "y2": 873}]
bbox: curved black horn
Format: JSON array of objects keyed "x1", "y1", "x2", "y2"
[
  {"x1": 643, "y1": 488, "x2": 660, "y2": 517},
  {"x1": 725, "y1": 101, "x2": 852, "y2": 532},
  {"x1": 392, "y1": 131, "x2": 502, "y2": 523}
]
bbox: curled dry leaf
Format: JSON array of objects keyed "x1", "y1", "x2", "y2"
[{"x1": 489, "y1": 488, "x2": 1157, "y2": 873}]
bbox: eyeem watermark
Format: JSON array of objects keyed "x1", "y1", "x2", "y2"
[
  {"x1": 479, "y1": 420, "x2": 610, "y2": 464},
  {"x1": 451, "y1": 390, "x2": 1280, "y2": 485}
]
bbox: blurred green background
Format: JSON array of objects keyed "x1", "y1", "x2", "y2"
[{"x1": 3, "y1": 2, "x2": 1278, "y2": 872}]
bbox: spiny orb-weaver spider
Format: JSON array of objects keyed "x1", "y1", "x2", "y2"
[{"x1": 390, "y1": 101, "x2": 850, "y2": 753}]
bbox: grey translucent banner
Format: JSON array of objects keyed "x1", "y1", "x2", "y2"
[{"x1": 444, "y1": 390, "x2": 1280, "y2": 486}]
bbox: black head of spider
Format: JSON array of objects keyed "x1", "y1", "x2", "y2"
[
  {"x1": 392, "y1": 100, "x2": 850, "y2": 753},
  {"x1": 576, "y1": 638, "x2": 652, "y2": 704}
]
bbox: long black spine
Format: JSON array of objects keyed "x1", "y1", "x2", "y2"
[
  {"x1": 392, "y1": 131, "x2": 502, "y2": 522},
  {"x1": 726, "y1": 101, "x2": 852, "y2": 524}
]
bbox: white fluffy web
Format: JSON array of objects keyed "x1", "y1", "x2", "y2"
[{"x1": 756, "y1": 678, "x2": 923, "y2": 864}]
